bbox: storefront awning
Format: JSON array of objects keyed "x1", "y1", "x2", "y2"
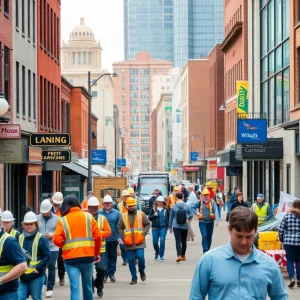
[
  {"x1": 62, "y1": 162, "x2": 99, "y2": 178},
  {"x1": 281, "y1": 119, "x2": 300, "y2": 131},
  {"x1": 217, "y1": 148, "x2": 243, "y2": 167}
]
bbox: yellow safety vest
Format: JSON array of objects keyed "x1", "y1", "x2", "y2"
[
  {"x1": 9, "y1": 228, "x2": 19, "y2": 238},
  {"x1": 19, "y1": 232, "x2": 42, "y2": 274},
  {"x1": 97, "y1": 215, "x2": 106, "y2": 253},
  {"x1": 0, "y1": 233, "x2": 14, "y2": 276},
  {"x1": 61, "y1": 213, "x2": 94, "y2": 251},
  {"x1": 252, "y1": 203, "x2": 268, "y2": 225}
]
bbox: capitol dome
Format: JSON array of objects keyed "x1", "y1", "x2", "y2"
[{"x1": 69, "y1": 17, "x2": 96, "y2": 42}]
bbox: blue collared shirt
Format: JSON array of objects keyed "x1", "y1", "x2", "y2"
[
  {"x1": 189, "y1": 243, "x2": 288, "y2": 300},
  {"x1": 99, "y1": 208, "x2": 120, "y2": 242}
]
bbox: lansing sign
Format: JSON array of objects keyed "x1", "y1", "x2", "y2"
[{"x1": 30, "y1": 133, "x2": 71, "y2": 146}]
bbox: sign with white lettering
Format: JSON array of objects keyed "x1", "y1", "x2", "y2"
[
  {"x1": 0, "y1": 124, "x2": 21, "y2": 139},
  {"x1": 42, "y1": 150, "x2": 71, "y2": 162},
  {"x1": 237, "y1": 119, "x2": 267, "y2": 144},
  {"x1": 29, "y1": 133, "x2": 71, "y2": 146}
]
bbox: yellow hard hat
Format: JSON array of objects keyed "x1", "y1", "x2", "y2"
[
  {"x1": 126, "y1": 197, "x2": 137, "y2": 207},
  {"x1": 128, "y1": 188, "x2": 134, "y2": 194},
  {"x1": 173, "y1": 186, "x2": 179, "y2": 191},
  {"x1": 202, "y1": 189, "x2": 210, "y2": 195},
  {"x1": 122, "y1": 190, "x2": 130, "y2": 197}
]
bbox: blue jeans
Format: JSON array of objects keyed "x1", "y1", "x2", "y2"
[
  {"x1": 120, "y1": 243, "x2": 128, "y2": 262},
  {"x1": 217, "y1": 205, "x2": 222, "y2": 218},
  {"x1": 105, "y1": 241, "x2": 118, "y2": 277},
  {"x1": 45, "y1": 251, "x2": 59, "y2": 290},
  {"x1": 152, "y1": 227, "x2": 167, "y2": 257},
  {"x1": 19, "y1": 275, "x2": 45, "y2": 300},
  {"x1": 199, "y1": 222, "x2": 215, "y2": 253},
  {"x1": 127, "y1": 248, "x2": 145, "y2": 281},
  {"x1": 226, "y1": 202, "x2": 232, "y2": 214},
  {"x1": 0, "y1": 292, "x2": 18, "y2": 300},
  {"x1": 284, "y1": 244, "x2": 300, "y2": 280},
  {"x1": 64, "y1": 262, "x2": 94, "y2": 300}
]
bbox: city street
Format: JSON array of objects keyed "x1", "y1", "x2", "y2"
[{"x1": 49, "y1": 220, "x2": 299, "y2": 299}]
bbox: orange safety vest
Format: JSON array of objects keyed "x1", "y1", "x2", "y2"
[
  {"x1": 168, "y1": 194, "x2": 177, "y2": 208},
  {"x1": 118, "y1": 202, "x2": 128, "y2": 214},
  {"x1": 198, "y1": 200, "x2": 215, "y2": 220},
  {"x1": 122, "y1": 211, "x2": 145, "y2": 246}
]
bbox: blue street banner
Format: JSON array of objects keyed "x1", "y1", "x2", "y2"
[
  {"x1": 237, "y1": 119, "x2": 267, "y2": 144},
  {"x1": 117, "y1": 158, "x2": 126, "y2": 167},
  {"x1": 92, "y1": 150, "x2": 107, "y2": 164},
  {"x1": 190, "y1": 152, "x2": 199, "y2": 161}
]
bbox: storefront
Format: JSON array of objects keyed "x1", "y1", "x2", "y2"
[{"x1": 183, "y1": 165, "x2": 205, "y2": 184}]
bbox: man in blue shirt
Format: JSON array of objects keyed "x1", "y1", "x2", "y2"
[
  {"x1": 189, "y1": 207, "x2": 288, "y2": 300},
  {"x1": 99, "y1": 195, "x2": 122, "y2": 283}
]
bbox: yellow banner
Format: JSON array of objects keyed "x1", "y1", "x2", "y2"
[{"x1": 236, "y1": 81, "x2": 249, "y2": 118}]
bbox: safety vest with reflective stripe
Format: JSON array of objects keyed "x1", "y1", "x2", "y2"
[
  {"x1": 122, "y1": 211, "x2": 144, "y2": 246},
  {"x1": 61, "y1": 212, "x2": 95, "y2": 251},
  {"x1": 118, "y1": 202, "x2": 128, "y2": 214},
  {"x1": 197, "y1": 200, "x2": 215, "y2": 220},
  {"x1": 252, "y1": 203, "x2": 268, "y2": 225},
  {"x1": 19, "y1": 232, "x2": 42, "y2": 274},
  {"x1": 9, "y1": 228, "x2": 19, "y2": 238},
  {"x1": 97, "y1": 215, "x2": 106, "y2": 253},
  {"x1": 0, "y1": 233, "x2": 14, "y2": 276},
  {"x1": 168, "y1": 194, "x2": 177, "y2": 208}
]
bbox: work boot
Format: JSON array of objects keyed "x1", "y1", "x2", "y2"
[
  {"x1": 140, "y1": 272, "x2": 146, "y2": 281},
  {"x1": 130, "y1": 279, "x2": 137, "y2": 285},
  {"x1": 176, "y1": 256, "x2": 182, "y2": 263},
  {"x1": 288, "y1": 279, "x2": 295, "y2": 288},
  {"x1": 97, "y1": 289, "x2": 104, "y2": 298},
  {"x1": 59, "y1": 279, "x2": 65, "y2": 286}
]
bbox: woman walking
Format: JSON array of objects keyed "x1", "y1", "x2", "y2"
[
  {"x1": 230, "y1": 191, "x2": 248, "y2": 212},
  {"x1": 278, "y1": 199, "x2": 300, "y2": 288},
  {"x1": 53, "y1": 195, "x2": 102, "y2": 300},
  {"x1": 169, "y1": 192, "x2": 193, "y2": 263},
  {"x1": 186, "y1": 186, "x2": 197, "y2": 241},
  {"x1": 18, "y1": 212, "x2": 50, "y2": 300},
  {"x1": 148, "y1": 196, "x2": 169, "y2": 262},
  {"x1": 215, "y1": 188, "x2": 224, "y2": 220}
]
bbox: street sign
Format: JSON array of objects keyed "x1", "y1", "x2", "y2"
[
  {"x1": 190, "y1": 152, "x2": 199, "y2": 161},
  {"x1": 237, "y1": 119, "x2": 267, "y2": 144},
  {"x1": 0, "y1": 124, "x2": 21, "y2": 139},
  {"x1": 30, "y1": 133, "x2": 71, "y2": 146},
  {"x1": 117, "y1": 158, "x2": 126, "y2": 167},
  {"x1": 92, "y1": 150, "x2": 107, "y2": 164},
  {"x1": 29, "y1": 147, "x2": 42, "y2": 163},
  {"x1": 42, "y1": 150, "x2": 71, "y2": 162}
]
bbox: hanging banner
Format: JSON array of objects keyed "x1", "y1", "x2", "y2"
[
  {"x1": 276, "y1": 192, "x2": 298, "y2": 221},
  {"x1": 236, "y1": 81, "x2": 249, "y2": 118}
]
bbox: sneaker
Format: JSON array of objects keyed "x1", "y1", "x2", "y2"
[
  {"x1": 288, "y1": 279, "x2": 296, "y2": 288},
  {"x1": 122, "y1": 260, "x2": 128, "y2": 266},
  {"x1": 154, "y1": 253, "x2": 159, "y2": 260},
  {"x1": 160, "y1": 257, "x2": 165, "y2": 262},
  {"x1": 103, "y1": 277, "x2": 108, "y2": 283},
  {"x1": 46, "y1": 290, "x2": 53, "y2": 298},
  {"x1": 181, "y1": 256, "x2": 186, "y2": 261},
  {"x1": 42, "y1": 285, "x2": 47, "y2": 293},
  {"x1": 97, "y1": 289, "x2": 104, "y2": 297},
  {"x1": 130, "y1": 279, "x2": 137, "y2": 285},
  {"x1": 110, "y1": 276, "x2": 116, "y2": 282},
  {"x1": 59, "y1": 279, "x2": 65, "y2": 286},
  {"x1": 140, "y1": 272, "x2": 146, "y2": 281},
  {"x1": 176, "y1": 256, "x2": 182, "y2": 263},
  {"x1": 297, "y1": 281, "x2": 300, "y2": 287}
]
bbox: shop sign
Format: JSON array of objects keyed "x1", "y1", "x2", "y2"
[
  {"x1": 236, "y1": 81, "x2": 249, "y2": 117},
  {"x1": 62, "y1": 175, "x2": 80, "y2": 199},
  {"x1": 217, "y1": 149, "x2": 243, "y2": 167},
  {"x1": 29, "y1": 147, "x2": 42, "y2": 163},
  {"x1": 183, "y1": 166, "x2": 200, "y2": 172},
  {"x1": 0, "y1": 124, "x2": 21, "y2": 139},
  {"x1": 117, "y1": 158, "x2": 126, "y2": 167},
  {"x1": 190, "y1": 152, "x2": 199, "y2": 162},
  {"x1": 237, "y1": 119, "x2": 267, "y2": 144},
  {"x1": 42, "y1": 150, "x2": 71, "y2": 162},
  {"x1": 121, "y1": 167, "x2": 130, "y2": 173},
  {"x1": 30, "y1": 133, "x2": 71, "y2": 146},
  {"x1": 92, "y1": 150, "x2": 107, "y2": 164},
  {"x1": 226, "y1": 166, "x2": 242, "y2": 176},
  {"x1": 100, "y1": 188, "x2": 121, "y2": 199},
  {"x1": 206, "y1": 169, "x2": 217, "y2": 180},
  {"x1": 27, "y1": 164, "x2": 42, "y2": 176},
  {"x1": 0, "y1": 140, "x2": 24, "y2": 163},
  {"x1": 207, "y1": 160, "x2": 217, "y2": 170}
]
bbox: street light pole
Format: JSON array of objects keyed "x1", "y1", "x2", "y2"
[{"x1": 114, "y1": 109, "x2": 117, "y2": 177}]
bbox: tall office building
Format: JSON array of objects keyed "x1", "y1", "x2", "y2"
[
  {"x1": 124, "y1": 0, "x2": 173, "y2": 62},
  {"x1": 173, "y1": 0, "x2": 224, "y2": 67}
]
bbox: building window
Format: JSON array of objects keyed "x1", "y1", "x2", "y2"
[
  {"x1": 16, "y1": 62, "x2": 20, "y2": 115},
  {"x1": 22, "y1": 66, "x2": 25, "y2": 117},
  {"x1": 88, "y1": 52, "x2": 92, "y2": 64},
  {"x1": 28, "y1": 70, "x2": 31, "y2": 119},
  {"x1": 16, "y1": 0, "x2": 19, "y2": 27},
  {"x1": 92, "y1": 91, "x2": 98, "y2": 97},
  {"x1": 78, "y1": 52, "x2": 81, "y2": 64},
  {"x1": 33, "y1": 72, "x2": 36, "y2": 120},
  {"x1": 122, "y1": 68, "x2": 125, "y2": 74},
  {"x1": 33, "y1": 0, "x2": 36, "y2": 43},
  {"x1": 4, "y1": 0, "x2": 9, "y2": 15},
  {"x1": 27, "y1": 0, "x2": 30, "y2": 38},
  {"x1": 162, "y1": 68, "x2": 166, "y2": 73},
  {"x1": 83, "y1": 51, "x2": 87, "y2": 64},
  {"x1": 72, "y1": 52, "x2": 75, "y2": 65},
  {"x1": 22, "y1": 0, "x2": 25, "y2": 34}
]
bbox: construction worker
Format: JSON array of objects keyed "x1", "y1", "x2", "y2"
[
  {"x1": 99, "y1": 195, "x2": 121, "y2": 282},
  {"x1": 251, "y1": 193, "x2": 273, "y2": 225},
  {"x1": 51, "y1": 192, "x2": 65, "y2": 286},
  {"x1": 18, "y1": 211, "x2": 50, "y2": 300},
  {"x1": 118, "y1": 197, "x2": 151, "y2": 285},
  {"x1": 0, "y1": 210, "x2": 20, "y2": 240},
  {"x1": 0, "y1": 213, "x2": 27, "y2": 298},
  {"x1": 192, "y1": 189, "x2": 219, "y2": 253},
  {"x1": 88, "y1": 196, "x2": 111, "y2": 298},
  {"x1": 81, "y1": 191, "x2": 94, "y2": 212},
  {"x1": 128, "y1": 188, "x2": 141, "y2": 210},
  {"x1": 167, "y1": 186, "x2": 180, "y2": 208},
  {"x1": 37, "y1": 199, "x2": 60, "y2": 298},
  {"x1": 53, "y1": 195, "x2": 101, "y2": 300}
]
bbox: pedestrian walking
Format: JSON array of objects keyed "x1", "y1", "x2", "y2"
[
  {"x1": 18, "y1": 211, "x2": 50, "y2": 300},
  {"x1": 278, "y1": 199, "x2": 300, "y2": 288},
  {"x1": 230, "y1": 191, "x2": 248, "y2": 212},
  {"x1": 169, "y1": 192, "x2": 194, "y2": 262},
  {"x1": 148, "y1": 195, "x2": 169, "y2": 262},
  {"x1": 180, "y1": 184, "x2": 189, "y2": 202},
  {"x1": 37, "y1": 199, "x2": 60, "y2": 298},
  {"x1": 53, "y1": 195, "x2": 101, "y2": 300},
  {"x1": 0, "y1": 216, "x2": 27, "y2": 299},
  {"x1": 186, "y1": 186, "x2": 197, "y2": 242},
  {"x1": 1, "y1": 210, "x2": 20, "y2": 240},
  {"x1": 251, "y1": 193, "x2": 273, "y2": 225},
  {"x1": 149, "y1": 189, "x2": 161, "y2": 208},
  {"x1": 227, "y1": 187, "x2": 239, "y2": 214},
  {"x1": 192, "y1": 189, "x2": 219, "y2": 253},
  {"x1": 51, "y1": 192, "x2": 66, "y2": 287},
  {"x1": 167, "y1": 186, "x2": 179, "y2": 208},
  {"x1": 99, "y1": 195, "x2": 122, "y2": 282},
  {"x1": 81, "y1": 191, "x2": 94, "y2": 212},
  {"x1": 215, "y1": 188, "x2": 224, "y2": 219},
  {"x1": 118, "y1": 197, "x2": 150, "y2": 285},
  {"x1": 189, "y1": 207, "x2": 288, "y2": 300}
]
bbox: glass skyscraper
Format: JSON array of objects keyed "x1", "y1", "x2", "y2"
[
  {"x1": 173, "y1": 0, "x2": 224, "y2": 67},
  {"x1": 124, "y1": 0, "x2": 174, "y2": 62}
]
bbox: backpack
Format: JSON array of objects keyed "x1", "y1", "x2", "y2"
[{"x1": 176, "y1": 204, "x2": 187, "y2": 225}]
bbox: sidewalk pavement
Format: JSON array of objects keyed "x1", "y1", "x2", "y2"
[{"x1": 47, "y1": 220, "x2": 299, "y2": 299}]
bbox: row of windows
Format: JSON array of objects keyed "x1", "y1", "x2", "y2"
[
  {"x1": 130, "y1": 100, "x2": 150, "y2": 106},
  {"x1": 0, "y1": 43, "x2": 10, "y2": 105},
  {"x1": 15, "y1": 62, "x2": 36, "y2": 120},
  {"x1": 225, "y1": 5, "x2": 242, "y2": 36},
  {"x1": 225, "y1": 60, "x2": 243, "y2": 98},
  {"x1": 61, "y1": 100, "x2": 70, "y2": 133},
  {"x1": 130, "y1": 146, "x2": 150, "y2": 153},
  {"x1": 72, "y1": 51, "x2": 93, "y2": 65},
  {"x1": 129, "y1": 115, "x2": 150, "y2": 122},
  {"x1": 130, "y1": 123, "x2": 150, "y2": 129},
  {"x1": 131, "y1": 130, "x2": 150, "y2": 137},
  {"x1": 130, "y1": 84, "x2": 149, "y2": 91},
  {"x1": 130, "y1": 108, "x2": 150, "y2": 114},
  {"x1": 130, "y1": 138, "x2": 150, "y2": 145},
  {"x1": 129, "y1": 92, "x2": 149, "y2": 99},
  {"x1": 40, "y1": 0, "x2": 60, "y2": 61}
]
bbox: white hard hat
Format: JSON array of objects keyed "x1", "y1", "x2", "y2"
[
  {"x1": 40, "y1": 199, "x2": 52, "y2": 213},
  {"x1": 1, "y1": 210, "x2": 15, "y2": 222},
  {"x1": 88, "y1": 196, "x2": 100, "y2": 206},
  {"x1": 103, "y1": 195, "x2": 113, "y2": 203},
  {"x1": 23, "y1": 211, "x2": 38, "y2": 223},
  {"x1": 52, "y1": 192, "x2": 63, "y2": 204},
  {"x1": 157, "y1": 196, "x2": 165, "y2": 202}
]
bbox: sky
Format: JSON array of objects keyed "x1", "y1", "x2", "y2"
[{"x1": 61, "y1": 0, "x2": 124, "y2": 71}]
